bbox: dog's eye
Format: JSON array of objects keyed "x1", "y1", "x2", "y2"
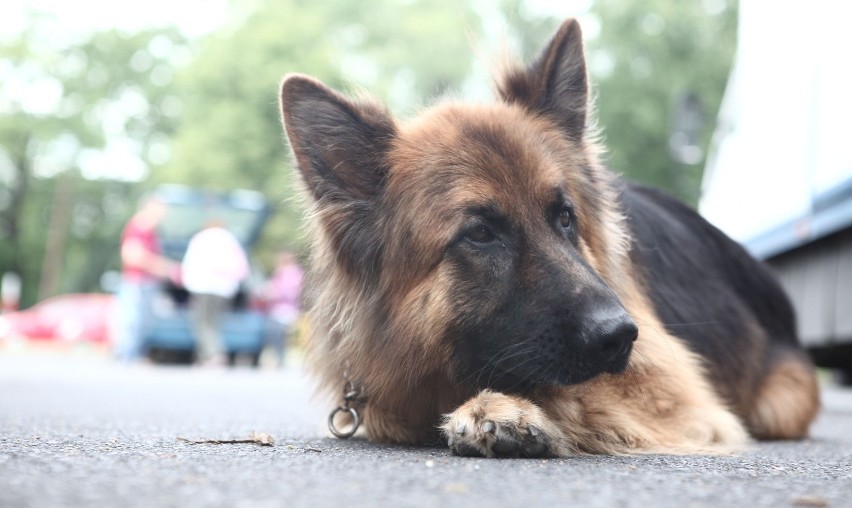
[
  {"x1": 558, "y1": 207, "x2": 572, "y2": 230},
  {"x1": 465, "y1": 225, "x2": 496, "y2": 245}
]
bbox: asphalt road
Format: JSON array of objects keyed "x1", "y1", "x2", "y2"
[{"x1": 1, "y1": 346, "x2": 850, "y2": 508}]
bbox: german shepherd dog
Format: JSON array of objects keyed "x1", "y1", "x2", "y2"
[{"x1": 278, "y1": 19, "x2": 820, "y2": 456}]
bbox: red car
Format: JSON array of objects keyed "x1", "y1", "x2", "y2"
[{"x1": 0, "y1": 293, "x2": 115, "y2": 343}]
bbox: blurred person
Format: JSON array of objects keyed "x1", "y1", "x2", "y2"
[
  {"x1": 264, "y1": 250, "x2": 304, "y2": 367},
  {"x1": 181, "y1": 221, "x2": 249, "y2": 366},
  {"x1": 115, "y1": 195, "x2": 177, "y2": 363}
]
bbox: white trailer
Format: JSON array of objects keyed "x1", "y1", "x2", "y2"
[{"x1": 700, "y1": 0, "x2": 852, "y2": 378}]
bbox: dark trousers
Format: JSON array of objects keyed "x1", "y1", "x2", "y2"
[{"x1": 190, "y1": 293, "x2": 229, "y2": 362}]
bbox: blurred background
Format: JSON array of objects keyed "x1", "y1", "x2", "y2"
[{"x1": 1, "y1": 0, "x2": 850, "y2": 376}]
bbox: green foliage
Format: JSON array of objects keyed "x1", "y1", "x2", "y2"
[
  {"x1": 157, "y1": 0, "x2": 480, "y2": 265},
  {"x1": 588, "y1": 0, "x2": 738, "y2": 204},
  {"x1": 0, "y1": 22, "x2": 185, "y2": 306},
  {"x1": 1, "y1": 0, "x2": 737, "y2": 308},
  {"x1": 495, "y1": 0, "x2": 566, "y2": 61},
  {"x1": 492, "y1": 0, "x2": 737, "y2": 204}
]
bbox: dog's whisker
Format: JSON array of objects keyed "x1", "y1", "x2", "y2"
[
  {"x1": 489, "y1": 347, "x2": 539, "y2": 387},
  {"x1": 465, "y1": 340, "x2": 536, "y2": 388},
  {"x1": 658, "y1": 321, "x2": 723, "y2": 327},
  {"x1": 465, "y1": 341, "x2": 530, "y2": 386},
  {"x1": 493, "y1": 354, "x2": 543, "y2": 392},
  {"x1": 631, "y1": 315, "x2": 678, "y2": 361},
  {"x1": 626, "y1": 365, "x2": 649, "y2": 412}
]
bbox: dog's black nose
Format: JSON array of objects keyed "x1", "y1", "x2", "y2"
[{"x1": 591, "y1": 314, "x2": 638, "y2": 363}]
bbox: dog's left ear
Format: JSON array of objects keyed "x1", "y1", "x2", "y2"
[{"x1": 497, "y1": 18, "x2": 588, "y2": 140}]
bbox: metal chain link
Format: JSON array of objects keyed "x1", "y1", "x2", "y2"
[{"x1": 327, "y1": 374, "x2": 364, "y2": 439}]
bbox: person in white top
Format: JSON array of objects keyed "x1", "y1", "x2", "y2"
[{"x1": 181, "y1": 220, "x2": 249, "y2": 365}]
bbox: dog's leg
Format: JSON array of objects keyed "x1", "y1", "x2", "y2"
[
  {"x1": 441, "y1": 390, "x2": 567, "y2": 458},
  {"x1": 442, "y1": 374, "x2": 748, "y2": 458},
  {"x1": 536, "y1": 372, "x2": 750, "y2": 455}
]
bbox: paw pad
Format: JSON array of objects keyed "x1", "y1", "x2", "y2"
[{"x1": 447, "y1": 420, "x2": 549, "y2": 458}]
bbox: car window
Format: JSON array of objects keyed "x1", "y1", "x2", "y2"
[{"x1": 160, "y1": 204, "x2": 259, "y2": 245}]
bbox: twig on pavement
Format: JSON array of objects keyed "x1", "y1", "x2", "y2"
[{"x1": 176, "y1": 431, "x2": 275, "y2": 446}]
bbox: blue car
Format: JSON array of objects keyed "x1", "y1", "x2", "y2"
[{"x1": 143, "y1": 184, "x2": 271, "y2": 366}]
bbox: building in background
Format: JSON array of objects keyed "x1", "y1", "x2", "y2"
[{"x1": 700, "y1": 0, "x2": 852, "y2": 381}]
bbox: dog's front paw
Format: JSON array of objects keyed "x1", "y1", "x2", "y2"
[{"x1": 441, "y1": 390, "x2": 559, "y2": 458}]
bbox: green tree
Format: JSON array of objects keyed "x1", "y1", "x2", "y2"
[
  {"x1": 0, "y1": 19, "x2": 185, "y2": 307},
  {"x1": 494, "y1": 0, "x2": 566, "y2": 61},
  {"x1": 588, "y1": 0, "x2": 738, "y2": 203},
  {"x1": 158, "y1": 0, "x2": 481, "y2": 266},
  {"x1": 495, "y1": 0, "x2": 737, "y2": 204},
  {"x1": 0, "y1": 1, "x2": 737, "y2": 311}
]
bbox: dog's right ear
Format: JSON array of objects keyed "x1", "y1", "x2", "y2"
[{"x1": 279, "y1": 74, "x2": 397, "y2": 203}]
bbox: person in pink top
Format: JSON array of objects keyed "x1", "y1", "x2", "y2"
[
  {"x1": 115, "y1": 196, "x2": 177, "y2": 363},
  {"x1": 181, "y1": 221, "x2": 249, "y2": 366},
  {"x1": 264, "y1": 250, "x2": 304, "y2": 367}
]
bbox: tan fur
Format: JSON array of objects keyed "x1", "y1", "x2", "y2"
[{"x1": 746, "y1": 356, "x2": 821, "y2": 439}]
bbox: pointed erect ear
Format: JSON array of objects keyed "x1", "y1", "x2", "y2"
[
  {"x1": 497, "y1": 18, "x2": 588, "y2": 140},
  {"x1": 279, "y1": 74, "x2": 397, "y2": 203}
]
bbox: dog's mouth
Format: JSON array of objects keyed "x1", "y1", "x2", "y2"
[
  {"x1": 455, "y1": 305, "x2": 638, "y2": 393},
  {"x1": 546, "y1": 344, "x2": 634, "y2": 386},
  {"x1": 468, "y1": 341, "x2": 634, "y2": 393}
]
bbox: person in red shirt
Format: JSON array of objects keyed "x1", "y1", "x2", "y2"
[{"x1": 114, "y1": 196, "x2": 177, "y2": 363}]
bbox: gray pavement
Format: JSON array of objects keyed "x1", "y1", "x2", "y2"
[{"x1": 1, "y1": 346, "x2": 850, "y2": 508}]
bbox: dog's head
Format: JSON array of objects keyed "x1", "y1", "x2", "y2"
[{"x1": 280, "y1": 19, "x2": 636, "y2": 396}]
